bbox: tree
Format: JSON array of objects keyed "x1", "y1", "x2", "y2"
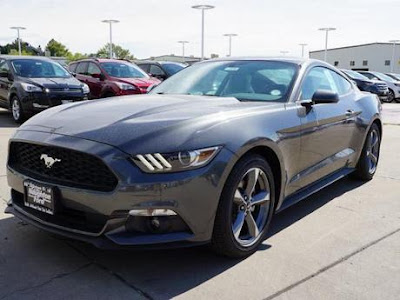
[
  {"x1": 46, "y1": 39, "x2": 70, "y2": 57},
  {"x1": 66, "y1": 52, "x2": 88, "y2": 61},
  {"x1": 97, "y1": 43, "x2": 134, "y2": 60},
  {"x1": 0, "y1": 39, "x2": 37, "y2": 55}
]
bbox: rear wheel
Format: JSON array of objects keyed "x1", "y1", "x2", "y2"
[
  {"x1": 352, "y1": 123, "x2": 381, "y2": 181},
  {"x1": 11, "y1": 96, "x2": 25, "y2": 123},
  {"x1": 211, "y1": 154, "x2": 275, "y2": 258},
  {"x1": 386, "y1": 89, "x2": 395, "y2": 103}
]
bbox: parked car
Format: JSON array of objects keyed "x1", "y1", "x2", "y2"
[
  {"x1": 358, "y1": 70, "x2": 400, "y2": 103},
  {"x1": 5, "y1": 58, "x2": 382, "y2": 257},
  {"x1": 68, "y1": 59, "x2": 160, "y2": 99},
  {"x1": 341, "y1": 69, "x2": 389, "y2": 102},
  {"x1": 385, "y1": 73, "x2": 400, "y2": 81},
  {"x1": 0, "y1": 56, "x2": 89, "y2": 123},
  {"x1": 136, "y1": 61, "x2": 187, "y2": 81}
]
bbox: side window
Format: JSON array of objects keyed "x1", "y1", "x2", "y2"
[
  {"x1": 0, "y1": 60, "x2": 10, "y2": 73},
  {"x1": 87, "y1": 63, "x2": 101, "y2": 76},
  {"x1": 149, "y1": 65, "x2": 165, "y2": 76},
  {"x1": 330, "y1": 71, "x2": 352, "y2": 95},
  {"x1": 76, "y1": 62, "x2": 88, "y2": 75},
  {"x1": 68, "y1": 63, "x2": 77, "y2": 73},
  {"x1": 300, "y1": 67, "x2": 337, "y2": 100},
  {"x1": 138, "y1": 64, "x2": 149, "y2": 73}
]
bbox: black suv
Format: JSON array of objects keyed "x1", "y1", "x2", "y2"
[
  {"x1": 136, "y1": 61, "x2": 186, "y2": 81},
  {"x1": 0, "y1": 56, "x2": 89, "y2": 123},
  {"x1": 341, "y1": 69, "x2": 389, "y2": 102}
]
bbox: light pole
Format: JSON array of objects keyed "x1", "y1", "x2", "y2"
[
  {"x1": 389, "y1": 40, "x2": 400, "y2": 72},
  {"x1": 280, "y1": 51, "x2": 289, "y2": 56},
  {"x1": 10, "y1": 26, "x2": 26, "y2": 56},
  {"x1": 101, "y1": 19, "x2": 120, "y2": 58},
  {"x1": 192, "y1": 5, "x2": 215, "y2": 60},
  {"x1": 318, "y1": 27, "x2": 336, "y2": 61},
  {"x1": 299, "y1": 43, "x2": 308, "y2": 58},
  {"x1": 177, "y1": 41, "x2": 189, "y2": 62},
  {"x1": 223, "y1": 33, "x2": 238, "y2": 57}
]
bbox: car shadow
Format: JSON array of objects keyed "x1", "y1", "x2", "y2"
[
  {"x1": 0, "y1": 108, "x2": 19, "y2": 128},
  {"x1": 0, "y1": 176, "x2": 365, "y2": 299}
]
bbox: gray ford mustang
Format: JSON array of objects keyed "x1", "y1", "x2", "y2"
[{"x1": 5, "y1": 58, "x2": 382, "y2": 257}]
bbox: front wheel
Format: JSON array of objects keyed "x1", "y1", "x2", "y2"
[
  {"x1": 11, "y1": 96, "x2": 25, "y2": 123},
  {"x1": 352, "y1": 123, "x2": 381, "y2": 181},
  {"x1": 211, "y1": 154, "x2": 275, "y2": 258}
]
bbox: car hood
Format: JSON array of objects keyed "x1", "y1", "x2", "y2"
[
  {"x1": 20, "y1": 94, "x2": 283, "y2": 154},
  {"x1": 117, "y1": 77, "x2": 160, "y2": 87},
  {"x1": 21, "y1": 77, "x2": 82, "y2": 89}
]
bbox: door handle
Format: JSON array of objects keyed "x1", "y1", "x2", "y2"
[{"x1": 345, "y1": 110, "x2": 355, "y2": 117}]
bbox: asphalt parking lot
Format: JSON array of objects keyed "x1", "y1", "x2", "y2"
[{"x1": 0, "y1": 104, "x2": 399, "y2": 300}]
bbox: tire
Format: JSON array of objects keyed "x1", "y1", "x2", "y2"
[
  {"x1": 385, "y1": 89, "x2": 395, "y2": 103},
  {"x1": 395, "y1": 97, "x2": 400, "y2": 103},
  {"x1": 352, "y1": 123, "x2": 381, "y2": 181},
  {"x1": 10, "y1": 96, "x2": 25, "y2": 124},
  {"x1": 211, "y1": 154, "x2": 275, "y2": 258}
]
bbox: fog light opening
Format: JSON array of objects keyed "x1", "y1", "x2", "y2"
[{"x1": 128, "y1": 208, "x2": 177, "y2": 217}]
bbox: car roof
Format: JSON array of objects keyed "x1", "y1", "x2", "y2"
[
  {"x1": 0, "y1": 55, "x2": 54, "y2": 62},
  {"x1": 70, "y1": 58, "x2": 133, "y2": 64}
]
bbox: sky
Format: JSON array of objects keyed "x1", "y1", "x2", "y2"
[{"x1": 1, "y1": 0, "x2": 400, "y2": 59}]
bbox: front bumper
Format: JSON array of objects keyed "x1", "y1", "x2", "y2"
[
  {"x1": 5, "y1": 130, "x2": 233, "y2": 248},
  {"x1": 20, "y1": 91, "x2": 88, "y2": 114}
]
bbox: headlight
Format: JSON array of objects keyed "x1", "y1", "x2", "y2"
[
  {"x1": 133, "y1": 146, "x2": 221, "y2": 173},
  {"x1": 20, "y1": 82, "x2": 42, "y2": 92},
  {"x1": 115, "y1": 82, "x2": 137, "y2": 91},
  {"x1": 81, "y1": 83, "x2": 90, "y2": 94}
]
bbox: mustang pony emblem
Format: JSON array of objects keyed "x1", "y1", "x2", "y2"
[{"x1": 40, "y1": 154, "x2": 61, "y2": 168}]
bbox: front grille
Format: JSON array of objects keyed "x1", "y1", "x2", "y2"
[{"x1": 9, "y1": 142, "x2": 118, "y2": 192}]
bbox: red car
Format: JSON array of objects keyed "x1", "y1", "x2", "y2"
[{"x1": 68, "y1": 58, "x2": 160, "y2": 99}]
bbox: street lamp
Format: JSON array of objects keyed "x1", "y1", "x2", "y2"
[
  {"x1": 389, "y1": 40, "x2": 400, "y2": 72},
  {"x1": 299, "y1": 43, "x2": 308, "y2": 58},
  {"x1": 280, "y1": 51, "x2": 289, "y2": 56},
  {"x1": 177, "y1": 41, "x2": 189, "y2": 62},
  {"x1": 101, "y1": 19, "x2": 120, "y2": 58},
  {"x1": 10, "y1": 26, "x2": 26, "y2": 56},
  {"x1": 223, "y1": 33, "x2": 238, "y2": 57},
  {"x1": 318, "y1": 27, "x2": 336, "y2": 61},
  {"x1": 192, "y1": 5, "x2": 215, "y2": 60}
]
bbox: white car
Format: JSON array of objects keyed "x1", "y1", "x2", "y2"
[{"x1": 358, "y1": 71, "x2": 400, "y2": 103}]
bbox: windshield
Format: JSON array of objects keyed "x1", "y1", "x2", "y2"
[
  {"x1": 12, "y1": 59, "x2": 71, "y2": 78},
  {"x1": 100, "y1": 62, "x2": 149, "y2": 79},
  {"x1": 151, "y1": 60, "x2": 299, "y2": 102},
  {"x1": 388, "y1": 73, "x2": 400, "y2": 81},
  {"x1": 373, "y1": 72, "x2": 396, "y2": 82},
  {"x1": 343, "y1": 70, "x2": 369, "y2": 80},
  {"x1": 161, "y1": 63, "x2": 186, "y2": 76}
]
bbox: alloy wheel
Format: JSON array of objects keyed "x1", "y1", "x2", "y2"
[
  {"x1": 231, "y1": 167, "x2": 271, "y2": 247},
  {"x1": 387, "y1": 90, "x2": 395, "y2": 103},
  {"x1": 367, "y1": 128, "x2": 380, "y2": 174},
  {"x1": 12, "y1": 98, "x2": 20, "y2": 121}
]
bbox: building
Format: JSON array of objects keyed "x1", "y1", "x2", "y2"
[
  {"x1": 138, "y1": 54, "x2": 203, "y2": 65},
  {"x1": 310, "y1": 43, "x2": 400, "y2": 73}
]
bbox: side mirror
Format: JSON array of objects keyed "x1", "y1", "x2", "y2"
[
  {"x1": 149, "y1": 73, "x2": 167, "y2": 81},
  {"x1": 70, "y1": 72, "x2": 77, "y2": 77},
  {"x1": 312, "y1": 89, "x2": 339, "y2": 104}
]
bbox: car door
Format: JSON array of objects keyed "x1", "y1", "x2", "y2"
[
  {"x1": 294, "y1": 66, "x2": 358, "y2": 190},
  {"x1": 0, "y1": 60, "x2": 11, "y2": 107},
  {"x1": 86, "y1": 62, "x2": 104, "y2": 98}
]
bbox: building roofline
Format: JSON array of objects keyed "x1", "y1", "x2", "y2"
[{"x1": 310, "y1": 42, "x2": 395, "y2": 53}]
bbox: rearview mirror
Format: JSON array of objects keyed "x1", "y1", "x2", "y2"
[{"x1": 312, "y1": 89, "x2": 339, "y2": 104}]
